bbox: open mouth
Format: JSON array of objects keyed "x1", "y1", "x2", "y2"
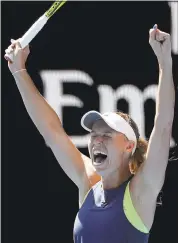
[{"x1": 93, "y1": 151, "x2": 107, "y2": 165}]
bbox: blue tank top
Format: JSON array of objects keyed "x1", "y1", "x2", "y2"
[{"x1": 73, "y1": 179, "x2": 149, "y2": 243}]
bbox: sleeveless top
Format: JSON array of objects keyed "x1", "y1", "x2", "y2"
[{"x1": 73, "y1": 179, "x2": 149, "y2": 243}]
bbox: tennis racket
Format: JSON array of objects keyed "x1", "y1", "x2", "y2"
[{"x1": 5, "y1": 0, "x2": 67, "y2": 62}]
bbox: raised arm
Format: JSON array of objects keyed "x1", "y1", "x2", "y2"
[
  {"x1": 130, "y1": 26, "x2": 175, "y2": 230},
  {"x1": 5, "y1": 40, "x2": 100, "y2": 198}
]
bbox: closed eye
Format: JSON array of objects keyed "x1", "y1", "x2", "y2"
[
  {"x1": 90, "y1": 132, "x2": 112, "y2": 138},
  {"x1": 104, "y1": 133, "x2": 112, "y2": 138},
  {"x1": 90, "y1": 133, "x2": 97, "y2": 138}
]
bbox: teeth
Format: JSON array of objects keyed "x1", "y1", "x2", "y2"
[
  {"x1": 100, "y1": 152, "x2": 107, "y2": 155},
  {"x1": 93, "y1": 150, "x2": 107, "y2": 155}
]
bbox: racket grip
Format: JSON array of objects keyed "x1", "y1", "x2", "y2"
[{"x1": 5, "y1": 14, "x2": 48, "y2": 62}]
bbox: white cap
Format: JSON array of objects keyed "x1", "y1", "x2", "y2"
[{"x1": 81, "y1": 111, "x2": 137, "y2": 154}]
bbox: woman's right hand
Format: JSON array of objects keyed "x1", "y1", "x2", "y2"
[{"x1": 5, "y1": 39, "x2": 30, "y2": 74}]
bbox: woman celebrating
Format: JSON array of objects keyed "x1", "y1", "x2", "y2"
[{"x1": 5, "y1": 25, "x2": 175, "y2": 243}]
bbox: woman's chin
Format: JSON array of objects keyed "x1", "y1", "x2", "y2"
[{"x1": 93, "y1": 159, "x2": 109, "y2": 172}]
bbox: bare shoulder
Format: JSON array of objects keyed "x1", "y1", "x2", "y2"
[{"x1": 129, "y1": 166, "x2": 158, "y2": 231}]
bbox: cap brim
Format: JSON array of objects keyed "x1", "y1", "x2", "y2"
[{"x1": 81, "y1": 111, "x2": 104, "y2": 132}]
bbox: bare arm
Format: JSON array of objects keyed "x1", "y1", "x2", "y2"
[
  {"x1": 141, "y1": 63, "x2": 175, "y2": 190},
  {"x1": 130, "y1": 27, "x2": 175, "y2": 230},
  {"x1": 6, "y1": 41, "x2": 100, "y2": 194},
  {"x1": 13, "y1": 70, "x2": 63, "y2": 141}
]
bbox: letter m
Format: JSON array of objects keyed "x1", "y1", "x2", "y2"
[{"x1": 98, "y1": 84, "x2": 175, "y2": 147}]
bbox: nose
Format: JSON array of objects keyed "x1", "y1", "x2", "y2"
[{"x1": 94, "y1": 135, "x2": 104, "y2": 144}]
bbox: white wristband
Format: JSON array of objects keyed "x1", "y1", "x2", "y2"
[{"x1": 12, "y1": 69, "x2": 27, "y2": 75}]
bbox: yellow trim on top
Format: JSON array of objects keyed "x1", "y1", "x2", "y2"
[{"x1": 123, "y1": 181, "x2": 149, "y2": 233}]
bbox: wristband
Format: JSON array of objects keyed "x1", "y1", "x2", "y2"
[{"x1": 12, "y1": 69, "x2": 27, "y2": 75}]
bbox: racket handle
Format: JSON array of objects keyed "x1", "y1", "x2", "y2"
[{"x1": 5, "y1": 14, "x2": 48, "y2": 62}]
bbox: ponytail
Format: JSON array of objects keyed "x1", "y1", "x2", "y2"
[{"x1": 129, "y1": 137, "x2": 148, "y2": 174}]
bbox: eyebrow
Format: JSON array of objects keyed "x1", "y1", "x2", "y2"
[{"x1": 91, "y1": 130, "x2": 113, "y2": 134}]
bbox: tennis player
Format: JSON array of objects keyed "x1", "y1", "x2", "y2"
[{"x1": 5, "y1": 25, "x2": 175, "y2": 243}]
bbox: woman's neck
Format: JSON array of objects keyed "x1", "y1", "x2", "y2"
[{"x1": 101, "y1": 169, "x2": 131, "y2": 190}]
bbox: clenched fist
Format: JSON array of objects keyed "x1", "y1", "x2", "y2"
[
  {"x1": 5, "y1": 39, "x2": 30, "y2": 74},
  {"x1": 149, "y1": 24, "x2": 172, "y2": 68}
]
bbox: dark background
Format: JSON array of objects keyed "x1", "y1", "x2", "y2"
[{"x1": 2, "y1": 1, "x2": 178, "y2": 243}]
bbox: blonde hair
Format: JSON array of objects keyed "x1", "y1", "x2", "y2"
[{"x1": 116, "y1": 111, "x2": 148, "y2": 174}]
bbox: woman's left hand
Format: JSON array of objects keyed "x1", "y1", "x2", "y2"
[{"x1": 149, "y1": 24, "x2": 172, "y2": 68}]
